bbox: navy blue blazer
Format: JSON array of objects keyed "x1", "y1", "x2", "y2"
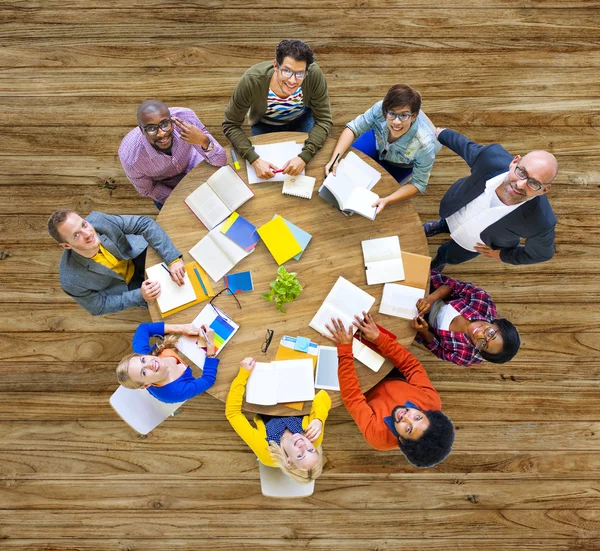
[{"x1": 438, "y1": 129, "x2": 556, "y2": 265}]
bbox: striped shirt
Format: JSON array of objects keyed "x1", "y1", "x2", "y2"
[
  {"x1": 261, "y1": 87, "x2": 306, "y2": 124},
  {"x1": 119, "y1": 107, "x2": 227, "y2": 204}
]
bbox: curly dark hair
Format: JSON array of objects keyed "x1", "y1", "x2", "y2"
[
  {"x1": 479, "y1": 318, "x2": 521, "y2": 364},
  {"x1": 399, "y1": 410, "x2": 454, "y2": 468},
  {"x1": 275, "y1": 39, "x2": 315, "y2": 68}
]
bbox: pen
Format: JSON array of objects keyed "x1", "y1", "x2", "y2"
[
  {"x1": 231, "y1": 150, "x2": 241, "y2": 171},
  {"x1": 194, "y1": 266, "x2": 209, "y2": 296},
  {"x1": 161, "y1": 263, "x2": 171, "y2": 275},
  {"x1": 329, "y1": 153, "x2": 340, "y2": 173}
]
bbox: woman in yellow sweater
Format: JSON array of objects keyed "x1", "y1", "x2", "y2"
[{"x1": 226, "y1": 357, "x2": 331, "y2": 484}]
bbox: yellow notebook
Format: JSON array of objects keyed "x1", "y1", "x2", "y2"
[
  {"x1": 159, "y1": 262, "x2": 215, "y2": 318},
  {"x1": 275, "y1": 344, "x2": 317, "y2": 411},
  {"x1": 257, "y1": 215, "x2": 302, "y2": 265}
]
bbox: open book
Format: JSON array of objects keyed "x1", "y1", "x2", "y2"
[
  {"x1": 245, "y1": 359, "x2": 315, "y2": 406},
  {"x1": 362, "y1": 236, "x2": 405, "y2": 285},
  {"x1": 145, "y1": 262, "x2": 197, "y2": 314},
  {"x1": 189, "y1": 220, "x2": 251, "y2": 282},
  {"x1": 319, "y1": 151, "x2": 382, "y2": 219},
  {"x1": 352, "y1": 339, "x2": 385, "y2": 372},
  {"x1": 379, "y1": 283, "x2": 426, "y2": 320},
  {"x1": 184, "y1": 165, "x2": 254, "y2": 230},
  {"x1": 246, "y1": 141, "x2": 304, "y2": 183},
  {"x1": 309, "y1": 276, "x2": 376, "y2": 336},
  {"x1": 176, "y1": 303, "x2": 239, "y2": 365}
]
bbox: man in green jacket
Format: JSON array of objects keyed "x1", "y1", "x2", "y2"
[{"x1": 223, "y1": 39, "x2": 332, "y2": 180}]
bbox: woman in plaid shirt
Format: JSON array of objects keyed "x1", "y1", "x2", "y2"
[{"x1": 412, "y1": 271, "x2": 520, "y2": 366}]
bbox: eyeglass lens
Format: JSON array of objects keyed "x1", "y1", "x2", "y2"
[
  {"x1": 386, "y1": 111, "x2": 412, "y2": 122},
  {"x1": 515, "y1": 165, "x2": 543, "y2": 190},
  {"x1": 144, "y1": 119, "x2": 172, "y2": 135}
]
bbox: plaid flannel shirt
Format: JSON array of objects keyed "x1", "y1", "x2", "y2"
[{"x1": 415, "y1": 271, "x2": 497, "y2": 366}]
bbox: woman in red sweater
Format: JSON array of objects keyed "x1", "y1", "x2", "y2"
[{"x1": 325, "y1": 313, "x2": 454, "y2": 468}]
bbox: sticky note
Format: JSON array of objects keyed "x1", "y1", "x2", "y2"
[{"x1": 294, "y1": 336, "x2": 311, "y2": 353}]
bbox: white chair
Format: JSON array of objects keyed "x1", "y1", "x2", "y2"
[
  {"x1": 109, "y1": 386, "x2": 185, "y2": 435},
  {"x1": 258, "y1": 461, "x2": 315, "y2": 498}
]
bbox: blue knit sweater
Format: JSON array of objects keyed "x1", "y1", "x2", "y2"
[{"x1": 132, "y1": 322, "x2": 219, "y2": 404}]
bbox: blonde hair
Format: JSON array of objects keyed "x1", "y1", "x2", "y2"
[
  {"x1": 115, "y1": 334, "x2": 179, "y2": 389},
  {"x1": 267, "y1": 441, "x2": 325, "y2": 484}
]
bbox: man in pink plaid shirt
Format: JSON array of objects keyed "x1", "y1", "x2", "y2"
[{"x1": 119, "y1": 100, "x2": 227, "y2": 208}]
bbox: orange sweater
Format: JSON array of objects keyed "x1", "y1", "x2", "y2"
[{"x1": 337, "y1": 332, "x2": 442, "y2": 451}]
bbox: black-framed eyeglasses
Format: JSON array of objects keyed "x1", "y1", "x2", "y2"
[
  {"x1": 142, "y1": 118, "x2": 173, "y2": 136},
  {"x1": 514, "y1": 164, "x2": 545, "y2": 191},
  {"x1": 475, "y1": 327, "x2": 498, "y2": 352},
  {"x1": 384, "y1": 110, "x2": 413, "y2": 122},
  {"x1": 261, "y1": 329, "x2": 274, "y2": 353},
  {"x1": 277, "y1": 63, "x2": 306, "y2": 80},
  {"x1": 209, "y1": 287, "x2": 242, "y2": 313}
]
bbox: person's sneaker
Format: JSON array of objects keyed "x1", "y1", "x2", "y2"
[{"x1": 423, "y1": 219, "x2": 448, "y2": 237}]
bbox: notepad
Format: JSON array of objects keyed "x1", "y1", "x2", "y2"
[
  {"x1": 184, "y1": 165, "x2": 254, "y2": 230},
  {"x1": 145, "y1": 263, "x2": 198, "y2": 314},
  {"x1": 176, "y1": 303, "x2": 239, "y2": 365},
  {"x1": 257, "y1": 215, "x2": 303, "y2": 265},
  {"x1": 189, "y1": 220, "x2": 251, "y2": 282},
  {"x1": 315, "y1": 346, "x2": 340, "y2": 391},
  {"x1": 309, "y1": 276, "x2": 376, "y2": 336},
  {"x1": 245, "y1": 359, "x2": 315, "y2": 406},
  {"x1": 275, "y1": 215, "x2": 312, "y2": 260},
  {"x1": 401, "y1": 251, "x2": 432, "y2": 291},
  {"x1": 319, "y1": 151, "x2": 382, "y2": 219},
  {"x1": 275, "y1": 340, "x2": 318, "y2": 411},
  {"x1": 352, "y1": 339, "x2": 385, "y2": 372},
  {"x1": 379, "y1": 283, "x2": 426, "y2": 320},
  {"x1": 246, "y1": 141, "x2": 304, "y2": 183},
  {"x1": 362, "y1": 236, "x2": 405, "y2": 285},
  {"x1": 282, "y1": 175, "x2": 316, "y2": 199},
  {"x1": 223, "y1": 271, "x2": 254, "y2": 294},
  {"x1": 220, "y1": 212, "x2": 260, "y2": 252}
]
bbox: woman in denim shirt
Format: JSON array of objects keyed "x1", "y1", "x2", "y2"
[{"x1": 325, "y1": 84, "x2": 440, "y2": 213}]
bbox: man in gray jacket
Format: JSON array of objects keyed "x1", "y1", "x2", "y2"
[{"x1": 48, "y1": 210, "x2": 184, "y2": 316}]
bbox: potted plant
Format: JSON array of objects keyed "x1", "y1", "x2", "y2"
[{"x1": 262, "y1": 265, "x2": 303, "y2": 312}]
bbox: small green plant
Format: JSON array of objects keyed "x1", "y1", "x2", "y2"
[{"x1": 262, "y1": 265, "x2": 303, "y2": 313}]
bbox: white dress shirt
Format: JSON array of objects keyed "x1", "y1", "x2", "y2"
[{"x1": 446, "y1": 172, "x2": 524, "y2": 252}]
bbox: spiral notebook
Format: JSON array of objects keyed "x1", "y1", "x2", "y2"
[{"x1": 282, "y1": 175, "x2": 316, "y2": 199}]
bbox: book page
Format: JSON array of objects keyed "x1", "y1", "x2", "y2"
[
  {"x1": 274, "y1": 359, "x2": 315, "y2": 403},
  {"x1": 246, "y1": 141, "x2": 304, "y2": 183},
  {"x1": 352, "y1": 339, "x2": 385, "y2": 372},
  {"x1": 315, "y1": 346, "x2": 340, "y2": 390},
  {"x1": 145, "y1": 263, "x2": 197, "y2": 314},
  {"x1": 208, "y1": 165, "x2": 254, "y2": 211},
  {"x1": 365, "y1": 258, "x2": 406, "y2": 285},
  {"x1": 309, "y1": 302, "x2": 356, "y2": 337},
  {"x1": 344, "y1": 188, "x2": 379, "y2": 220},
  {"x1": 210, "y1": 221, "x2": 251, "y2": 265},
  {"x1": 343, "y1": 150, "x2": 382, "y2": 190},
  {"x1": 185, "y1": 183, "x2": 231, "y2": 230},
  {"x1": 379, "y1": 283, "x2": 426, "y2": 320},
  {"x1": 362, "y1": 236, "x2": 402, "y2": 264},
  {"x1": 322, "y1": 171, "x2": 355, "y2": 209},
  {"x1": 189, "y1": 233, "x2": 235, "y2": 282},
  {"x1": 246, "y1": 362, "x2": 277, "y2": 406}
]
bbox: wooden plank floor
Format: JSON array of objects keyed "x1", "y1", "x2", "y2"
[{"x1": 1, "y1": 2, "x2": 599, "y2": 549}]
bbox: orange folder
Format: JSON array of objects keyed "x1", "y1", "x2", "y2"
[{"x1": 159, "y1": 262, "x2": 215, "y2": 318}]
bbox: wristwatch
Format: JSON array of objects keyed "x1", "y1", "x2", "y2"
[{"x1": 201, "y1": 139, "x2": 214, "y2": 152}]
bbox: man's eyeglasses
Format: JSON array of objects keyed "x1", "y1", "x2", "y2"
[
  {"x1": 142, "y1": 118, "x2": 173, "y2": 136},
  {"x1": 475, "y1": 327, "x2": 498, "y2": 352},
  {"x1": 277, "y1": 64, "x2": 306, "y2": 80},
  {"x1": 384, "y1": 110, "x2": 413, "y2": 122},
  {"x1": 261, "y1": 329, "x2": 274, "y2": 353},
  {"x1": 514, "y1": 165, "x2": 545, "y2": 191}
]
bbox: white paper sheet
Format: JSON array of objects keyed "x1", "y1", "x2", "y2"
[{"x1": 246, "y1": 141, "x2": 304, "y2": 183}]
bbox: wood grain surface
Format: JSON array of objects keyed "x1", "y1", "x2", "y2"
[{"x1": 1, "y1": 2, "x2": 599, "y2": 549}]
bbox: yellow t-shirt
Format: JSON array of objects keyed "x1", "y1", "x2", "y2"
[{"x1": 91, "y1": 243, "x2": 135, "y2": 284}]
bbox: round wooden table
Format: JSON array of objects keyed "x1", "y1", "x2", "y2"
[{"x1": 147, "y1": 132, "x2": 429, "y2": 415}]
